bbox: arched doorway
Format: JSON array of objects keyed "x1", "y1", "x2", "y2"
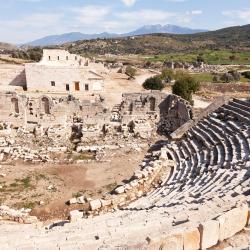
[
  {"x1": 41, "y1": 97, "x2": 50, "y2": 114},
  {"x1": 149, "y1": 97, "x2": 156, "y2": 111},
  {"x1": 11, "y1": 98, "x2": 19, "y2": 114}
]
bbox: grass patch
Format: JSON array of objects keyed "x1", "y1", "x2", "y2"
[
  {"x1": 20, "y1": 177, "x2": 32, "y2": 189},
  {"x1": 23, "y1": 201, "x2": 36, "y2": 209},
  {"x1": 72, "y1": 152, "x2": 95, "y2": 161},
  {"x1": 103, "y1": 182, "x2": 118, "y2": 192},
  {"x1": 144, "y1": 50, "x2": 250, "y2": 65}
]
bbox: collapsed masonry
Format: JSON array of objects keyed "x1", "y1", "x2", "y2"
[
  {"x1": 0, "y1": 98, "x2": 249, "y2": 250},
  {"x1": 0, "y1": 91, "x2": 192, "y2": 138}
]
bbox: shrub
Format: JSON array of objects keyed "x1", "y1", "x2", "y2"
[
  {"x1": 242, "y1": 71, "x2": 250, "y2": 79},
  {"x1": 143, "y1": 76, "x2": 164, "y2": 90},
  {"x1": 161, "y1": 68, "x2": 174, "y2": 83},
  {"x1": 125, "y1": 66, "x2": 136, "y2": 78},
  {"x1": 172, "y1": 74, "x2": 200, "y2": 105},
  {"x1": 221, "y1": 70, "x2": 240, "y2": 83}
]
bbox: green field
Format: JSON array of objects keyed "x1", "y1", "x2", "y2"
[
  {"x1": 190, "y1": 72, "x2": 250, "y2": 83},
  {"x1": 144, "y1": 50, "x2": 250, "y2": 65}
]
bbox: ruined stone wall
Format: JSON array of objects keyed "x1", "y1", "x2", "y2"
[
  {"x1": 0, "y1": 93, "x2": 109, "y2": 129},
  {"x1": 0, "y1": 91, "x2": 192, "y2": 140},
  {"x1": 120, "y1": 92, "x2": 192, "y2": 135}
]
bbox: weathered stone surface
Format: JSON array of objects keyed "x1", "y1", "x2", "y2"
[
  {"x1": 183, "y1": 228, "x2": 200, "y2": 250},
  {"x1": 217, "y1": 203, "x2": 248, "y2": 241},
  {"x1": 247, "y1": 209, "x2": 250, "y2": 226},
  {"x1": 160, "y1": 233, "x2": 183, "y2": 250},
  {"x1": 69, "y1": 198, "x2": 77, "y2": 205},
  {"x1": 76, "y1": 196, "x2": 85, "y2": 204},
  {"x1": 90, "y1": 199, "x2": 102, "y2": 211},
  {"x1": 199, "y1": 220, "x2": 219, "y2": 249},
  {"x1": 114, "y1": 186, "x2": 125, "y2": 194},
  {"x1": 69, "y1": 210, "x2": 83, "y2": 223}
]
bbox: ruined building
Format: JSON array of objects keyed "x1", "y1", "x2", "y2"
[
  {"x1": 0, "y1": 91, "x2": 192, "y2": 139},
  {"x1": 25, "y1": 49, "x2": 107, "y2": 92}
]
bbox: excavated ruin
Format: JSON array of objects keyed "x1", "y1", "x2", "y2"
[{"x1": 0, "y1": 96, "x2": 249, "y2": 249}]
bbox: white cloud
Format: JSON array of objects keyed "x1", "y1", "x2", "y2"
[
  {"x1": 118, "y1": 9, "x2": 176, "y2": 24},
  {"x1": 190, "y1": 10, "x2": 203, "y2": 15},
  {"x1": 222, "y1": 9, "x2": 250, "y2": 23},
  {"x1": 121, "y1": 0, "x2": 137, "y2": 7},
  {"x1": 71, "y1": 5, "x2": 110, "y2": 25}
]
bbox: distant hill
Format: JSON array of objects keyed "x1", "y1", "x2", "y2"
[
  {"x1": 124, "y1": 24, "x2": 207, "y2": 36},
  {"x1": 24, "y1": 24, "x2": 208, "y2": 46},
  {"x1": 0, "y1": 42, "x2": 16, "y2": 51},
  {"x1": 57, "y1": 24, "x2": 250, "y2": 55}
]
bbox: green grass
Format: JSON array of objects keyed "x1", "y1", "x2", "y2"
[
  {"x1": 191, "y1": 73, "x2": 214, "y2": 82},
  {"x1": 144, "y1": 50, "x2": 250, "y2": 65}
]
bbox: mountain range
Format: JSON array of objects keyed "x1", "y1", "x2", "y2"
[{"x1": 25, "y1": 24, "x2": 208, "y2": 46}]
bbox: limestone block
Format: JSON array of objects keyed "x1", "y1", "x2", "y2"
[
  {"x1": 69, "y1": 198, "x2": 77, "y2": 205},
  {"x1": 217, "y1": 203, "x2": 248, "y2": 241},
  {"x1": 183, "y1": 228, "x2": 200, "y2": 250},
  {"x1": 100, "y1": 199, "x2": 111, "y2": 207},
  {"x1": 76, "y1": 196, "x2": 85, "y2": 204},
  {"x1": 160, "y1": 233, "x2": 183, "y2": 250},
  {"x1": 23, "y1": 216, "x2": 38, "y2": 224},
  {"x1": 114, "y1": 186, "x2": 125, "y2": 194},
  {"x1": 199, "y1": 220, "x2": 219, "y2": 249},
  {"x1": 69, "y1": 210, "x2": 83, "y2": 223},
  {"x1": 90, "y1": 199, "x2": 102, "y2": 211}
]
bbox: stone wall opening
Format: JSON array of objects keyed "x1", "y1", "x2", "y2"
[
  {"x1": 41, "y1": 97, "x2": 50, "y2": 115},
  {"x1": 11, "y1": 98, "x2": 19, "y2": 114},
  {"x1": 149, "y1": 97, "x2": 156, "y2": 111}
]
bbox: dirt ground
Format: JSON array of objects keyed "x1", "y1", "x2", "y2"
[{"x1": 0, "y1": 147, "x2": 148, "y2": 222}]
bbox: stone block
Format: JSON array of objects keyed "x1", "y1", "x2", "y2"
[
  {"x1": 217, "y1": 203, "x2": 248, "y2": 241},
  {"x1": 69, "y1": 210, "x2": 82, "y2": 222},
  {"x1": 199, "y1": 220, "x2": 219, "y2": 249},
  {"x1": 69, "y1": 198, "x2": 77, "y2": 205},
  {"x1": 90, "y1": 199, "x2": 102, "y2": 211},
  {"x1": 160, "y1": 233, "x2": 183, "y2": 250},
  {"x1": 76, "y1": 196, "x2": 85, "y2": 204},
  {"x1": 115, "y1": 186, "x2": 125, "y2": 194},
  {"x1": 183, "y1": 228, "x2": 200, "y2": 250}
]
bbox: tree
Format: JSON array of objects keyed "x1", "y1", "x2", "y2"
[
  {"x1": 242, "y1": 71, "x2": 250, "y2": 79},
  {"x1": 143, "y1": 76, "x2": 164, "y2": 90},
  {"x1": 197, "y1": 54, "x2": 205, "y2": 63},
  {"x1": 220, "y1": 70, "x2": 240, "y2": 83},
  {"x1": 125, "y1": 66, "x2": 137, "y2": 79},
  {"x1": 172, "y1": 74, "x2": 200, "y2": 105},
  {"x1": 161, "y1": 68, "x2": 174, "y2": 83}
]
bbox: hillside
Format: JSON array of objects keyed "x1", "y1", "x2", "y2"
[
  {"x1": 57, "y1": 24, "x2": 250, "y2": 56},
  {"x1": 0, "y1": 42, "x2": 16, "y2": 51},
  {"x1": 25, "y1": 24, "x2": 207, "y2": 46}
]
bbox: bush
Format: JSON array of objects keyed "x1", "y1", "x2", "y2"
[
  {"x1": 221, "y1": 70, "x2": 240, "y2": 83},
  {"x1": 125, "y1": 66, "x2": 136, "y2": 78},
  {"x1": 161, "y1": 68, "x2": 174, "y2": 83},
  {"x1": 143, "y1": 76, "x2": 164, "y2": 90},
  {"x1": 172, "y1": 74, "x2": 200, "y2": 104},
  {"x1": 242, "y1": 71, "x2": 250, "y2": 79}
]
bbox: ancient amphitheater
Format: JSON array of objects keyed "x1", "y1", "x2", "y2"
[{"x1": 0, "y1": 97, "x2": 249, "y2": 249}]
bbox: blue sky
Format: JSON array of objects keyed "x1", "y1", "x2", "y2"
[{"x1": 1, "y1": 0, "x2": 250, "y2": 43}]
